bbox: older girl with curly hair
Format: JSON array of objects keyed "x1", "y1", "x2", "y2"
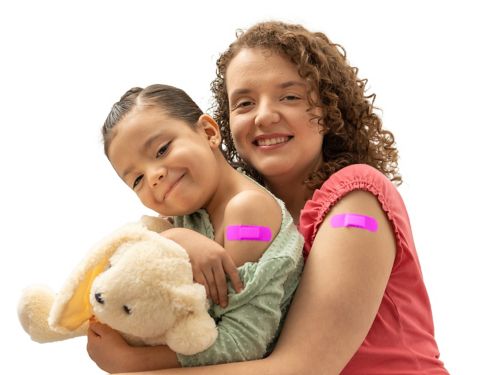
[{"x1": 114, "y1": 21, "x2": 448, "y2": 375}]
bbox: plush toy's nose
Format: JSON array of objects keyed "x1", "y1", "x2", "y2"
[{"x1": 94, "y1": 293, "x2": 105, "y2": 304}]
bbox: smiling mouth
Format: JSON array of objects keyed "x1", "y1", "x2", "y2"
[
  {"x1": 163, "y1": 173, "x2": 185, "y2": 201},
  {"x1": 253, "y1": 136, "x2": 293, "y2": 147}
]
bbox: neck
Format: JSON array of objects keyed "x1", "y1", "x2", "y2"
[
  {"x1": 263, "y1": 155, "x2": 323, "y2": 224},
  {"x1": 266, "y1": 178, "x2": 314, "y2": 225},
  {"x1": 204, "y1": 155, "x2": 245, "y2": 229}
]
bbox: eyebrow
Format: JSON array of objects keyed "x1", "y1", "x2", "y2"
[
  {"x1": 280, "y1": 80, "x2": 307, "y2": 89},
  {"x1": 229, "y1": 88, "x2": 251, "y2": 98},
  {"x1": 121, "y1": 132, "x2": 164, "y2": 180},
  {"x1": 229, "y1": 80, "x2": 307, "y2": 99}
]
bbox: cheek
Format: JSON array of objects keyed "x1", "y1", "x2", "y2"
[
  {"x1": 138, "y1": 191, "x2": 158, "y2": 211},
  {"x1": 309, "y1": 132, "x2": 325, "y2": 156},
  {"x1": 229, "y1": 112, "x2": 246, "y2": 136},
  {"x1": 308, "y1": 125, "x2": 324, "y2": 142},
  {"x1": 200, "y1": 156, "x2": 221, "y2": 187},
  {"x1": 305, "y1": 114, "x2": 324, "y2": 137},
  {"x1": 229, "y1": 119, "x2": 249, "y2": 153}
]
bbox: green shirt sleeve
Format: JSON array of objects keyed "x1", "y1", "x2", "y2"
[{"x1": 177, "y1": 254, "x2": 302, "y2": 367}]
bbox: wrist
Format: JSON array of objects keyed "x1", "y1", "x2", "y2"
[
  {"x1": 118, "y1": 345, "x2": 144, "y2": 373},
  {"x1": 129, "y1": 345, "x2": 179, "y2": 371},
  {"x1": 160, "y1": 227, "x2": 190, "y2": 243}
]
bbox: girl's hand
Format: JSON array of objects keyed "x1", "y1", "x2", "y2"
[
  {"x1": 87, "y1": 321, "x2": 134, "y2": 373},
  {"x1": 188, "y1": 237, "x2": 243, "y2": 308},
  {"x1": 87, "y1": 320, "x2": 180, "y2": 372},
  {"x1": 161, "y1": 228, "x2": 243, "y2": 308}
]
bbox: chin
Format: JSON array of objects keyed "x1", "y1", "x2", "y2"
[
  {"x1": 255, "y1": 162, "x2": 292, "y2": 177},
  {"x1": 162, "y1": 203, "x2": 200, "y2": 217}
]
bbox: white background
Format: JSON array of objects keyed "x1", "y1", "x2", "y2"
[{"x1": 1, "y1": 1, "x2": 498, "y2": 374}]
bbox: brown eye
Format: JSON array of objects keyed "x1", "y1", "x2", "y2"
[
  {"x1": 132, "y1": 175, "x2": 143, "y2": 189},
  {"x1": 233, "y1": 99, "x2": 253, "y2": 110},
  {"x1": 238, "y1": 100, "x2": 252, "y2": 107},
  {"x1": 123, "y1": 305, "x2": 132, "y2": 315},
  {"x1": 156, "y1": 143, "x2": 170, "y2": 158}
]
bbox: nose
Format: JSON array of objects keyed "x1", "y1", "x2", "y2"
[
  {"x1": 146, "y1": 166, "x2": 167, "y2": 188},
  {"x1": 95, "y1": 293, "x2": 104, "y2": 304},
  {"x1": 254, "y1": 99, "x2": 280, "y2": 127}
]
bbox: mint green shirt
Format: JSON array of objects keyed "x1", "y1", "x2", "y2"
[{"x1": 173, "y1": 196, "x2": 304, "y2": 367}]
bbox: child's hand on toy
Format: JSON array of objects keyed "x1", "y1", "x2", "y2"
[
  {"x1": 161, "y1": 228, "x2": 243, "y2": 308},
  {"x1": 87, "y1": 320, "x2": 133, "y2": 373},
  {"x1": 87, "y1": 320, "x2": 180, "y2": 372}
]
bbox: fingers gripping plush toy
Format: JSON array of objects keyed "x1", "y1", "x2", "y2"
[{"x1": 17, "y1": 217, "x2": 218, "y2": 355}]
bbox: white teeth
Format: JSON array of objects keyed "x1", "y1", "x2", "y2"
[{"x1": 256, "y1": 136, "x2": 288, "y2": 146}]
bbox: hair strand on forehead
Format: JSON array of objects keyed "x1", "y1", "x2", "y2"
[{"x1": 101, "y1": 84, "x2": 203, "y2": 156}]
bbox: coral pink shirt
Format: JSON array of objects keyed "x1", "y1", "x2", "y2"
[{"x1": 300, "y1": 164, "x2": 448, "y2": 374}]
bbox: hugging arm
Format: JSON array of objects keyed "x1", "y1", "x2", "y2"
[
  {"x1": 112, "y1": 190, "x2": 396, "y2": 374},
  {"x1": 163, "y1": 189, "x2": 281, "y2": 308},
  {"x1": 161, "y1": 227, "x2": 243, "y2": 307},
  {"x1": 269, "y1": 190, "x2": 396, "y2": 373}
]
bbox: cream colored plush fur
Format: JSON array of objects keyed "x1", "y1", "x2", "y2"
[{"x1": 18, "y1": 217, "x2": 217, "y2": 355}]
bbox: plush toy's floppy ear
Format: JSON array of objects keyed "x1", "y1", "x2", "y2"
[
  {"x1": 52, "y1": 256, "x2": 110, "y2": 330},
  {"x1": 170, "y1": 284, "x2": 208, "y2": 314},
  {"x1": 166, "y1": 283, "x2": 217, "y2": 355},
  {"x1": 49, "y1": 223, "x2": 154, "y2": 332}
]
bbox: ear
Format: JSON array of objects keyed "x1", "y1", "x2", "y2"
[
  {"x1": 51, "y1": 256, "x2": 110, "y2": 331},
  {"x1": 170, "y1": 284, "x2": 207, "y2": 314},
  {"x1": 197, "y1": 114, "x2": 221, "y2": 148}
]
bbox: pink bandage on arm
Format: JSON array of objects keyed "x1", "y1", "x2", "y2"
[
  {"x1": 331, "y1": 213, "x2": 378, "y2": 232},
  {"x1": 226, "y1": 225, "x2": 272, "y2": 241}
]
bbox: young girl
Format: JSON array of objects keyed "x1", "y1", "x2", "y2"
[
  {"x1": 112, "y1": 21, "x2": 449, "y2": 375},
  {"x1": 87, "y1": 84, "x2": 303, "y2": 372}
]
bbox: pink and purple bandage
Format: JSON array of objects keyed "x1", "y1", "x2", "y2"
[
  {"x1": 226, "y1": 225, "x2": 272, "y2": 241},
  {"x1": 331, "y1": 213, "x2": 378, "y2": 232}
]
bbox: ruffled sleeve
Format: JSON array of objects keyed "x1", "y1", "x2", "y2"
[{"x1": 299, "y1": 164, "x2": 409, "y2": 268}]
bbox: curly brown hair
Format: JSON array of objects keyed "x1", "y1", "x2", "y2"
[{"x1": 211, "y1": 21, "x2": 401, "y2": 188}]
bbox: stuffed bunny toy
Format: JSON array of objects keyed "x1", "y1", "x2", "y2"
[{"x1": 18, "y1": 218, "x2": 217, "y2": 355}]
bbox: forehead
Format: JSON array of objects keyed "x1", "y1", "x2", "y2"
[
  {"x1": 116, "y1": 105, "x2": 168, "y2": 134},
  {"x1": 106, "y1": 106, "x2": 182, "y2": 172},
  {"x1": 109, "y1": 106, "x2": 163, "y2": 146},
  {"x1": 226, "y1": 48, "x2": 302, "y2": 87}
]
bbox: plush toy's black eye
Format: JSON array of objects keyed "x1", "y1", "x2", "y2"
[
  {"x1": 123, "y1": 305, "x2": 132, "y2": 315},
  {"x1": 95, "y1": 293, "x2": 105, "y2": 304}
]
